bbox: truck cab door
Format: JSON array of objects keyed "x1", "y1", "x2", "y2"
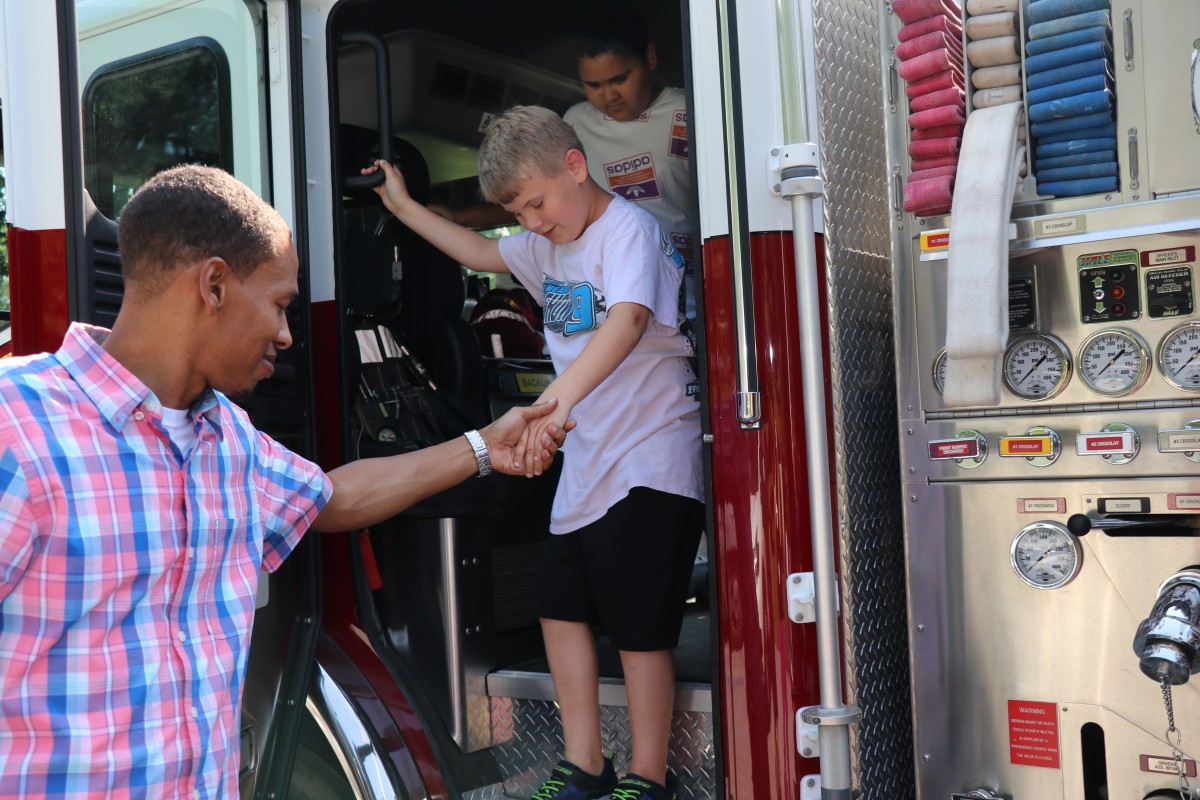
[{"x1": 71, "y1": 1, "x2": 318, "y2": 796}]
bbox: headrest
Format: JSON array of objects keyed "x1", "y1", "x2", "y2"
[{"x1": 339, "y1": 123, "x2": 431, "y2": 205}]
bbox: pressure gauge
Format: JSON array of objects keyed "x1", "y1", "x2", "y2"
[
  {"x1": 1157, "y1": 322, "x2": 1200, "y2": 390},
  {"x1": 932, "y1": 349, "x2": 948, "y2": 395},
  {"x1": 1010, "y1": 521, "x2": 1082, "y2": 590},
  {"x1": 1077, "y1": 329, "x2": 1151, "y2": 396},
  {"x1": 1003, "y1": 335, "x2": 1071, "y2": 400}
]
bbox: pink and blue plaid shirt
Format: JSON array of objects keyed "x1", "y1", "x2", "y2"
[{"x1": 0, "y1": 323, "x2": 331, "y2": 799}]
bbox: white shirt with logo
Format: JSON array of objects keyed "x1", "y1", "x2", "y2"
[
  {"x1": 564, "y1": 86, "x2": 697, "y2": 319},
  {"x1": 498, "y1": 194, "x2": 702, "y2": 534}
]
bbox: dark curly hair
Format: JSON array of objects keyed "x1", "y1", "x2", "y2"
[
  {"x1": 117, "y1": 164, "x2": 291, "y2": 295},
  {"x1": 571, "y1": 0, "x2": 651, "y2": 64}
]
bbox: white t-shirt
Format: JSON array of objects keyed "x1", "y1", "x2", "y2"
[
  {"x1": 564, "y1": 87, "x2": 697, "y2": 319},
  {"x1": 498, "y1": 194, "x2": 703, "y2": 534},
  {"x1": 161, "y1": 405, "x2": 196, "y2": 453}
]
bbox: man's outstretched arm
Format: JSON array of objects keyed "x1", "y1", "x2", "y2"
[{"x1": 311, "y1": 399, "x2": 571, "y2": 532}]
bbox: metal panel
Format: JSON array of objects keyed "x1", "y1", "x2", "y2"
[
  {"x1": 1138, "y1": 0, "x2": 1200, "y2": 198},
  {"x1": 905, "y1": 477, "x2": 1200, "y2": 799},
  {"x1": 812, "y1": 0, "x2": 914, "y2": 798},
  {"x1": 463, "y1": 698, "x2": 715, "y2": 800}
]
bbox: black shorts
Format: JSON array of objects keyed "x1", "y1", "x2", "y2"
[{"x1": 534, "y1": 487, "x2": 704, "y2": 651}]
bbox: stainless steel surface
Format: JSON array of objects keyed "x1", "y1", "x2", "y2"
[
  {"x1": 1140, "y1": 0, "x2": 1200, "y2": 198},
  {"x1": 309, "y1": 663, "x2": 403, "y2": 800},
  {"x1": 813, "y1": 0, "x2": 913, "y2": 796},
  {"x1": 905, "y1": 477, "x2": 1200, "y2": 799},
  {"x1": 886, "y1": 1, "x2": 1200, "y2": 796},
  {"x1": 715, "y1": 0, "x2": 761, "y2": 428},
  {"x1": 463, "y1": 697, "x2": 715, "y2": 800},
  {"x1": 439, "y1": 519, "x2": 468, "y2": 749}
]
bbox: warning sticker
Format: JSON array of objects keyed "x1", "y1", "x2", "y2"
[{"x1": 1008, "y1": 700, "x2": 1060, "y2": 769}]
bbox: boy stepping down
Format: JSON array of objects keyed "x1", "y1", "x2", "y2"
[{"x1": 364, "y1": 104, "x2": 702, "y2": 800}]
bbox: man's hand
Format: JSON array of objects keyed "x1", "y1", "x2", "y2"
[{"x1": 481, "y1": 398, "x2": 575, "y2": 476}]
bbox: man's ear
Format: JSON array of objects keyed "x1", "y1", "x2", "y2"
[
  {"x1": 197, "y1": 257, "x2": 230, "y2": 314},
  {"x1": 645, "y1": 42, "x2": 658, "y2": 72}
]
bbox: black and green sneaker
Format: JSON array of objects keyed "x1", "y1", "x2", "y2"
[
  {"x1": 609, "y1": 773, "x2": 677, "y2": 800},
  {"x1": 530, "y1": 758, "x2": 618, "y2": 800}
]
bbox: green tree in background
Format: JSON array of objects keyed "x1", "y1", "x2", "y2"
[{"x1": 0, "y1": 166, "x2": 8, "y2": 314}]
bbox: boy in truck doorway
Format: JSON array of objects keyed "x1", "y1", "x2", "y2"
[{"x1": 364, "y1": 104, "x2": 703, "y2": 800}]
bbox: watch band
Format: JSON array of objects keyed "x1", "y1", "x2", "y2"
[{"x1": 463, "y1": 429, "x2": 492, "y2": 477}]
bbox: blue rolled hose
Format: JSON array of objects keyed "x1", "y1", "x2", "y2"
[
  {"x1": 1028, "y1": 89, "x2": 1113, "y2": 122},
  {"x1": 1038, "y1": 176, "x2": 1119, "y2": 196},
  {"x1": 1036, "y1": 161, "x2": 1118, "y2": 182},
  {"x1": 1025, "y1": 24, "x2": 1109, "y2": 56},
  {"x1": 1037, "y1": 123, "x2": 1116, "y2": 144},
  {"x1": 1027, "y1": 0, "x2": 1110, "y2": 24},
  {"x1": 1029, "y1": 9, "x2": 1111, "y2": 40},
  {"x1": 1031, "y1": 110, "x2": 1114, "y2": 138},
  {"x1": 1035, "y1": 137, "x2": 1117, "y2": 157},
  {"x1": 1025, "y1": 40, "x2": 1110, "y2": 75},
  {"x1": 1035, "y1": 150, "x2": 1116, "y2": 170},
  {"x1": 1027, "y1": 58, "x2": 1110, "y2": 90},
  {"x1": 1026, "y1": 73, "x2": 1108, "y2": 105}
]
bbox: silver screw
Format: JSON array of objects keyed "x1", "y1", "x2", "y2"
[
  {"x1": 806, "y1": 777, "x2": 817, "y2": 788},
  {"x1": 916, "y1": 624, "x2": 925, "y2": 632},
  {"x1": 910, "y1": 495, "x2": 918, "y2": 503}
]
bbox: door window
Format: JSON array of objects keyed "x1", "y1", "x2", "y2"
[{"x1": 83, "y1": 41, "x2": 232, "y2": 218}]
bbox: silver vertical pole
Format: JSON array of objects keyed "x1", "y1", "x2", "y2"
[{"x1": 773, "y1": 1, "x2": 861, "y2": 797}]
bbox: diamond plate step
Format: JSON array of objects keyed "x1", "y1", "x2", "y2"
[{"x1": 465, "y1": 672, "x2": 715, "y2": 800}]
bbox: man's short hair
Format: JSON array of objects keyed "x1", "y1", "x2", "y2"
[
  {"x1": 477, "y1": 106, "x2": 585, "y2": 205},
  {"x1": 572, "y1": 0, "x2": 651, "y2": 63},
  {"x1": 118, "y1": 164, "x2": 291, "y2": 295}
]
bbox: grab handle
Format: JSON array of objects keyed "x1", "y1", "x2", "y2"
[
  {"x1": 340, "y1": 32, "x2": 393, "y2": 191},
  {"x1": 1122, "y1": 9, "x2": 1135, "y2": 71}
]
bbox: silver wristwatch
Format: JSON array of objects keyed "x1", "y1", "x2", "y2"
[{"x1": 463, "y1": 429, "x2": 492, "y2": 477}]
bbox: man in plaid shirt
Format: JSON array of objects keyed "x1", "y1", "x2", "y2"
[{"x1": 0, "y1": 165, "x2": 568, "y2": 798}]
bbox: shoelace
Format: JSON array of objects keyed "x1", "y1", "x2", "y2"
[
  {"x1": 531, "y1": 778, "x2": 566, "y2": 800},
  {"x1": 609, "y1": 789, "x2": 646, "y2": 800}
]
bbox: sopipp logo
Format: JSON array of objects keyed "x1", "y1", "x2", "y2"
[{"x1": 604, "y1": 152, "x2": 661, "y2": 201}]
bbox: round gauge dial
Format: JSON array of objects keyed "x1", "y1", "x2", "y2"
[
  {"x1": 1077, "y1": 329, "x2": 1150, "y2": 396},
  {"x1": 1158, "y1": 322, "x2": 1200, "y2": 390},
  {"x1": 932, "y1": 349, "x2": 948, "y2": 395},
  {"x1": 1003, "y1": 335, "x2": 1071, "y2": 400},
  {"x1": 1010, "y1": 521, "x2": 1082, "y2": 589}
]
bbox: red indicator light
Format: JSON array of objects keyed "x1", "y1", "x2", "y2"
[
  {"x1": 1112, "y1": 303, "x2": 1126, "y2": 316},
  {"x1": 1111, "y1": 286, "x2": 1126, "y2": 299}
]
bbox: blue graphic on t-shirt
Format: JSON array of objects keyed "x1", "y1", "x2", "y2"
[
  {"x1": 661, "y1": 231, "x2": 685, "y2": 271},
  {"x1": 543, "y1": 277, "x2": 606, "y2": 336}
]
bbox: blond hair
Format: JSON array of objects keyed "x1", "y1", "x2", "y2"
[{"x1": 477, "y1": 105, "x2": 585, "y2": 204}]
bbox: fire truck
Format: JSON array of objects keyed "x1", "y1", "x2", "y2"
[{"x1": 1, "y1": 0, "x2": 1198, "y2": 799}]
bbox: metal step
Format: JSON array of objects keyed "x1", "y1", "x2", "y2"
[{"x1": 466, "y1": 672, "x2": 716, "y2": 800}]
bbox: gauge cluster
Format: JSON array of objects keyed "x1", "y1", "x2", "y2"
[{"x1": 930, "y1": 244, "x2": 1200, "y2": 405}]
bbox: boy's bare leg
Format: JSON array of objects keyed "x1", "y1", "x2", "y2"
[
  {"x1": 620, "y1": 648, "x2": 675, "y2": 786},
  {"x1": 541, "y1": 618, "x2": 605, "y2": 774}
]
